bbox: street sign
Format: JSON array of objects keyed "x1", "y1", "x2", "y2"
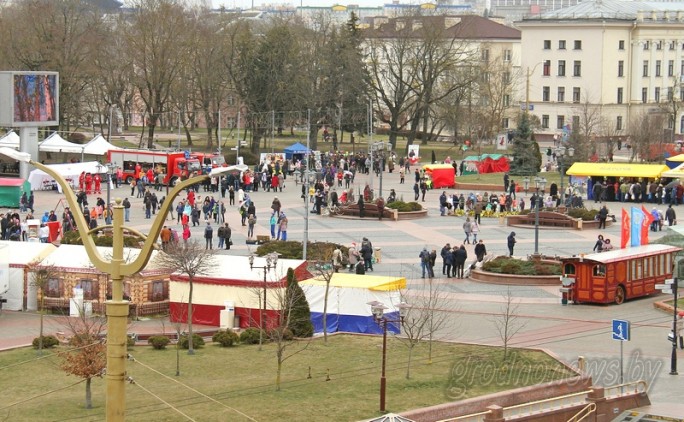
[
  {"x1": 655, "y1": 283, "x2": 673, "y2": 290},
  {"x1": 659, "y1": 288, "x2": 673, "y2": 294},
  {"x1": 612, "y1": 319, "x2": 630, "y2": 341}
]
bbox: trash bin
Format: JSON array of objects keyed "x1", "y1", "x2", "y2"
[
  {"x1": 234, "y1": 315, "x2": 241, "y2": 329},
  {"x1": 374, "y1": 247, "x2": 382, "y2": 263}
]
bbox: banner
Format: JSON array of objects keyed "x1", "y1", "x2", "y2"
[
  {"x1": 641, "y1": 206, "x2": 655, "y2": 245},
  {"x1": 621, "y1": 209, "x2": 630, "y2": 249},
  {"x1": 630, "y1": 207, "x2": 644, "y2": 247}
]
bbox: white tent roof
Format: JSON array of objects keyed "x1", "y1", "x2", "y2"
[
  {"x1": 39, "y1": 132, "x2": 85, "y2": 154},
  {"x1": 83, "y1": 134, "x2": 122, "y2": 155},
  {"x1": 172, "y1": 254, "x2": 307, "y2": 283},
  {"x1": 0, "y1": 241, "x2": 56, "y2": 266},
  {"x1": 27, "y1": 161, "x2": 103, "y2": 192},
  {"x1": 38, "y1": 244, "x2": 163, "y2": 274},
  {"x1": 0, "y1": 131, "x2": 20, "y2": 150}
]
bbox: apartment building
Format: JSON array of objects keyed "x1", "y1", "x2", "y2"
[{"x1": 517, "y1": 0, "x2": 684, "y2": 142}]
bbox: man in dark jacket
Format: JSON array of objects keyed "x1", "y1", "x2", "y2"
[
  {"x1": 507, "y1": 232, "x2": 516, "y2": 257},
  {"x1": 666, "y1": 204, "x2": 677, "y2": 226},
  {"x1": 361, "y1": 238, "x2": 373, "y2": 271},
  {"x1": 474, "y1": 240, "x2": 487, "y2": 262},
  {"x1": 453, "y1": 245, "x2": 468, "y2": 279},
  {"x1": 441, "y1": 243, "x2": 452, "y2": 275}
]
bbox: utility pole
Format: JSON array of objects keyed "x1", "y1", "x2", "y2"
[{"x1": 303, "y1": 109, "x2": 311, "y2": 260}]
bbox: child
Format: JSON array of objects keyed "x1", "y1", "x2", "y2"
[{"x1": 399, "y1": 169, "x2": 405, "y2": 184}]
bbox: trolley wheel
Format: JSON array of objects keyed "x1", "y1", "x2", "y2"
[
  {"x1": 126, "y1": 176, "x2": 133, "y2": 184},
  {"x1": 169, "y1": 177, "x2": 178, "y2": 187},
  {"x1": 614, "y1": 285, "x2": 626, "y2": 305}
]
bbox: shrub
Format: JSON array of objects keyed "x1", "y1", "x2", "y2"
[
  {"x1": 32, "y1": 335, "x2": 59, "y2": 349},
  {"x1": 386, "y1": 201, "x2": 423, "y2": 212},
  {"x1": 148, "y1": 335, "x2": 171, "y2": 350},
  {"x1": 256, "y1": 241, "x2": 348, "y2": 261},
  {"x1": 178, "y1": 333, "x2": 205, "y2": 349},
  {"x1": 240, "y1": 327, "x2": 266, "y2": 345},
  {"x1": 269, "y1": 327, "x2": 294, "y2": 341},
  {"x1": 212, "y1": 329, "x2": 240, "y2": 347},
  {"x1": 567, "y1": 208, "x2": 599, "y2": 221},
  {"x1": 61, "y1": 230, "x2": 142, "y2": 247},
  {"x1": 482, "y1": 256, "x2": 561, "y2": 276}
]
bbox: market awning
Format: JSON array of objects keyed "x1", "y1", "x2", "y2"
[
  {"x1": 566, "y1": 162, "x2": 669, "y2": 178},
  {"x1": 301, "y1": 273, "x2": 406, "y2": 291},
  {"x1": 662, "y1": 162, "x2": 684, "y2": 178}
]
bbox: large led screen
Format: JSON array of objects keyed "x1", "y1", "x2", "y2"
[{"x1": 13, "y1": 73, "x2": 57, "y2": 124}]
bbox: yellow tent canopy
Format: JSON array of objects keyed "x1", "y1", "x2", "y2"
[
  {"x1": 666, "y1": 153, "x2": 684, "y2": 163},
  {"x1": 566, "y1": 162, "x2": 669, "y2": 178},
  {"x1": 661, "y1": 162, "x2": 684, "y2": 178},
  {"x1": 300, "y1": 273, "x2": 406, "y2": 291}
]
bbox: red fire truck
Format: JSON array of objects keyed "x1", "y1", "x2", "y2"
[
  {"x1": 192, "y1": 152, "x2": 227, "y2": 174},
  {"x1": 107, "y1": 149, "x2": 201, "y2": 185}
]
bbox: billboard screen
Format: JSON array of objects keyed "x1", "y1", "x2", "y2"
[{"x1": 0, "y1": 71, "x2": 59, "y2": 127}]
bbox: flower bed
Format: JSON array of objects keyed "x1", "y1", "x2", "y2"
[{"x1": 470, "y1": 256, "x2": 562, "y2": 286}]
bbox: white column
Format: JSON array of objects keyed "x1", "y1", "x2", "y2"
[{"x1": 19, "y1": 127, "x2": 39, "y2": 180}]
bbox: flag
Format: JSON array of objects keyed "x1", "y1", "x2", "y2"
[
  {"x1": 630, "y1": 207, "x2": 644, "y2": 247},
  {"x1": 641, "y1": 205, "x2": 655, "y2": 245},
  {"x1": 621, "y1": 208, "x2": 630, "y2": 249}
]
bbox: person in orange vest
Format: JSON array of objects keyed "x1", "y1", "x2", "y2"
[{"x1": 93, "y1": 173, "x2": 102, "y2": 194}]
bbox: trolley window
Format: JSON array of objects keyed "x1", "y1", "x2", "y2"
[
  {"x1": 644, "y1": 257, "x2": 651, "y2": 277},
  {"x1": 593, "y1": 264, "x2": 606, "y2": 277},
  {"x1": 564, "y1": 263, "x2": 576, "y2": 275}
]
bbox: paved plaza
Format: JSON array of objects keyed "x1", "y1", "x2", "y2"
[{"x1": 1, "y1": 160, "x2": 683, "y2": 407}]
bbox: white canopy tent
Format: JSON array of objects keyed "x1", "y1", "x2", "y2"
[
  {"x1": 38, "y1": 132, "x2": 85, "y2": 154},
  {"x1": 0, "y1": 131, "x2": 20, "y2": 150},
  {"x1": 28, "y1": 161, "x2": 103, "y2": 192},
  {"x1": 83, "y1": 134, "x2": 122, "y2": 155}
]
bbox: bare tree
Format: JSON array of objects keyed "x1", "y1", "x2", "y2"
[
  {"x1": 491, "y1": 288, "x2": 526, "y2": 361},
  {"x1": 58, "y1": 304, "x2": 107, "y2": 409},
  {"x1": 153, "y1": 240, "x2": 217, "y2": 355},
  {"x1": 628, "y1": 111, "x2": 667, "y2": 162},
  {"x1": 27, "y1": 261, "x2": 61, "y2": 355},
  {"x1": 308, "y1": 250, "x2": 336, "y2": 344}
]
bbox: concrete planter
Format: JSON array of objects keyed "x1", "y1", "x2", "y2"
[{"x1": 470, "y1": 269, "x2": 561, "y2": 286}]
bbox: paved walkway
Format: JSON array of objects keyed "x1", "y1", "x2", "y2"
[{"x1": 1, "y1": 159, "x2": 683, "y2": 406}]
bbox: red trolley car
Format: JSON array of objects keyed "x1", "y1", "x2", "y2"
[{"x1": 560, "y1": 244, "x2": 682, "y2": 305}]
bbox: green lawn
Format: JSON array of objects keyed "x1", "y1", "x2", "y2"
[{"x1": 0, "y1": 335, "x2": 574, "y2": 421}]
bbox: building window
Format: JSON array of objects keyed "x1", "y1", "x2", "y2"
[
  {"x1": 503, "y1": 71, "x2": 510, "y2": 84},
  {"x1": 642, "y1": 87, "x2": 648, "y2": 103},
  {"x1": 656, "y1": 60, "x2": 661, "y2": 77},
  {"x1": 46, "y1": 278, "x2": 62, "y2": 298},
  {"x1": 572, "y1": 115, "x2": 580, "y2": 128},
  {"x1": 543, "y1": 60, "x2": 551, "y2": 76},
  {"x1": 618, "y1": 61, "x2": 624, "y2": 77},
  {"x1": 481, "y1": 49, "x2": 489, "y2": 62},
  {"x1": 542, "y1": 114, "x2": 549, "y2": 128},
  {"x1": 502, "y1": 118, "x2": 509, "y2": 129},
  {"x1": 644, "y1": 41, "x2": 650, "y2": 50},
  {"x1": 669, "y1": 60, "x2": 675, "y2": 77},
  {"x1": 619, "y1": 40, "x2": 625, "y2": 50},
  {"x1": 668, "y1": 87, "x2": 674, "y2": 101},
  {"x1": 671, "y1": 41, "x2": 677, "y2": 50},
  {"x1": 544, "y1": 40, "x2": 551, "y2": 49},
  {"x1": 149, "y1": 280, "x2": 168, "y2": 302},
  {"x1": 617, "y1": 116, "x2": 623, "y2": 131},
  {"x1": 574, "y1": 40, "x2": 582, "y2": 50},
  {"x1": 557, "y1": 115, "x2": 565, "y2": 129},
  {"x1": 681, "y1": 115, "x2": 684, "y2": 134},
  {"x1": 557, "y1": 86, "x2": 565, "y2": 102},
  {"x1": 559, "y1": 40, "x2": 566, "y2": 50},
  {"x1": 573, "y1": 61, "x2": 581, "y2": 77},
  {"x1": 503, "y1": 94, "x2": 510, "y2": 107},
  {"x1": 543, "y1": 86, "x2": 550, "y2": 102},
  {"x1": 573, "y1": 87, "x2": 581, "y2": 103},
  {"x1": 79, "y1": 279, "x2": 99, "y2": 301},
  {"x1": 656, "y1": 41, "x2": 662, "y2": 50},
  {"x1": 503, "y1": 49, "x2": 512, "y2": 61},
  {"x1": 643, "y1": 60, "x2": 649, "y2": 77},
  {"x1": 655, "y1": 87, "x2": 661, "y2": 103},
  {"x1": 226, "y1": 96, "x2": 235, "y2": 106},
  {"x1": 617, "y1": 87, "x2": 623, "y2": 104},
  {"x1": 558, "y1": 60, "x2": 566, "y2": 76},
  {"x1": 680, "y1": 87, "x2": 684, "y2": 100}
]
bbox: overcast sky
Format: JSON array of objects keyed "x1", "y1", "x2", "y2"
[{"x1": 212, "y1": 0, "x2": 389, "y2": 9}]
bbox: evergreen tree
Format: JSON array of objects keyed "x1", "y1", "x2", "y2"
[
  {"x1": 285, "y1": 268, "x2": 314, "y2": 338},
  {"x1": 509, "y1": 113, "x2": 542, "y2": 176}
]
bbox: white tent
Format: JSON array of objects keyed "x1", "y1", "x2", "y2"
[
  {"x1": 28, "y1": 161, "x2": 102, "y2": 192},
  {"x1": 39, "y1": 132, "x2": 85, "y2": 154},
  {"x1": 83, "y1": 134, "x2": 122, "y2": 155},
  {"x1": 0, "y1": 131, "x2": 20, "y2": 150},
  {"x1": 0, "y1": 241, "x2": 57, "y2": 311}
]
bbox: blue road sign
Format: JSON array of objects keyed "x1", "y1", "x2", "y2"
[{"x1": 612, "y1": 319, "x2": 630, "y2": 341}]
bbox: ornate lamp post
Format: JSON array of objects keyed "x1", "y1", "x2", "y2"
[
  {"x1": 367, "y1": 300, "x2": 411, "y2": 412},
  {"x1": 534, "y1": 176, "x2": 542, "y2": 255},
  {"x1": 523, "y1": 177, "x2": 530, "y2": 195},
  {"x1": 0, "y1": 146, "x2": 208, "y2": 421},
  {"x1": 555, "y1": 146, "x2": 575, "y2": 207},
  {"x1": 249, "y1": 252, "x2": 279, "y2": 347}
]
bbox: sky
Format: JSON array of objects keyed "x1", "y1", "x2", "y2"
[{"x1": 211, "y1": 0, "x2": 388, "y2": 9}]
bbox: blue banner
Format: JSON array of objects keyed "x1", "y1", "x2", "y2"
[{"x1": 630, "y1": 207, "x2": 643, "y2": 246}]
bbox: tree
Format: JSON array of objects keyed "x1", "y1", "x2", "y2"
[
  {"x1": 508, "y1": 112, "x2": 541, "y2": 176},
  {"x1": 284, "y1": 268, "x2": 314, "y2": 339},
  {"x1": 309, "y1": 255, "x2": 335, "y2": 343},
  {"x1": 58, "y1": 305, "x2": 107, "y2": 409},
  {"x1": 491, "y1": 288, "x2": 526, "y2": 361},
  {"x1": 628, "y1": 111, "x2": 667, "y2": 162},
  {"x1": 153, "y1": 239, "x2": 217, "y2": 355},
  {"x1": 27, "y1": 261, "x2": 60, "y2": 356}
]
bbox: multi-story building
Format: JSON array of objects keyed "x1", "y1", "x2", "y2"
[{"x1": 517, "y1": 0, "x2": 684, "y2": 143}]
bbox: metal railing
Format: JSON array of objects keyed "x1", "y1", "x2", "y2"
[
  {"x1": 502, "y1": 390, "x2": 592, "y2": 418},
  {"x1": 567, "y1": 403, "x2": 597, "y2": 422},
  {"x1": 604, "y1": 380, "x2": 648, "y2": 397}
]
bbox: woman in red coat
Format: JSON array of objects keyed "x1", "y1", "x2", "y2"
[{"x1": 271, "y1": 173, "x2": 279, "y2": 191}]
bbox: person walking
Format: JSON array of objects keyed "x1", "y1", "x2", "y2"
[
  {"x1": 204, "y1": 222, "x2": 213, "y2": 250},
  {"x1": 223, "y1": 223, "x2": 232, "y2": 250},
  {"x1": 471, "y1": 220, "x2": 479, "y2": 243},
  {"x1": 441, "y1": 243, "x2": 452, "y2": 276},
  {"x1": 413, "y1": 182, "x2": 420, "y2": 201},
  {"x1": 453, "y1": 245, "x2": 468, "y2": 279},
  {"x1": 277, "y1": 212, "x2": 288, "y2": 241},
  {"x1": 182, "y1": 224, "x2": 191, "y2": 245},
  {"x1": 507, "y1": 232, "x2": 516, "y2": 257},
  {"x1": 348, "y1": 243, "x2": 359, "y2": 272},
  {"x1": 419, "y1": 247, "x2": 431, "y2": 278},
  {"x1": 361, "y1": 237, "x2": 374, "y2": 271},
  {"x1": 123, "y1": 197, "x2": 131, "y2": 222},
  {"x1": 463, "y1": 217, "x2": 473, "y2": 244},
  {"x1": 376, "y1": 196, "x2": 385, "y2": 221},
  {"x1": 270, "y1": 212, "x2": 277, "y2": 239},
  {"x1": 247, "y1": 213, "x2": 256, "y2": 239},
  {"x1": 593, "y1": 235, "x2": 605, "y2": 253},
  {"x1": 598, "y1": 205, "x2": 608, "y2": 230},
  {"x1": 474, "y1": 240, "x2": 487, "y2": 262},
  {"x1": 217, "y1": 223, "x2": 226, "y2": 249},
  {"x1": 666, "y1": 204, "x2": 677, "y2": 226}
]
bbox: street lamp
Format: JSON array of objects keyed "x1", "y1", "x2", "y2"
[
  {"x1": 97, "y1": 162, "x2": 117, "y2": 224},
  {"x1": 249, "y1": 252, "x2": 279, "y2": 348},
  {"x1": 533, "y1": 176, "x2": 544, "y2": 255},
  {"x1": 303, "y1": 169, "x2": 316, "y2": 260},
  {"x1": 367, "y1": 300, "x2": 412, "y2": 412},
  {"x1": 523, "y1": 177, "x2": 530, "y2": 195},
  {"x1": 0, "y1": 146, "x2": 208, "y2": 421},
  {"x1": 555, "y1": 146, "x2": 575, "y2": 207}
]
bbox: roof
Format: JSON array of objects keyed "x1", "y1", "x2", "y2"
[
  {"x1": 301, "y1": 273, "x2": 406, "y2": 291},
  {"x1": 566, "y1": 162, "x2": 669, "y2": 178},
  {"x1": 0, "y1": 178, "x2": 26, "y2": 187},
  {"x1": 661, "y1": 162, "x2": 684, "y2": 178},
  {"x1": 564, "y1": 244, "x2": 682, "y2": 264},
  {"x1": 366, "y1": 15, "x2": 520, "y2": 40},
  {"x1": 0, "y1": 241, "x2": 56, "y2": 266},
  {"x1": 39, "y1": 132, "x2": 85, "y2": 154},
  {"x1": 83, "y1": 134, "x2": 122, "y2": 155},
  {"x1": 463, "y1": 154, "x2": 506, "y2": 161},
  {"x1": 38, "y1": 244, "x2": 164, "y2": 274},
  {"x1": 171, "y1": 255, "x2": 308, "y2": 284},
  {"x1": 0, "y1": 131, "x2": 19, "y2": 149},
  {"x1": 525, "y1": 0, "x2": 684, "y2": 20}
]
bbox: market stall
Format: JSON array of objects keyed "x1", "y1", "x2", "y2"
[
  {"x1": 0, "y1": 178, "x2": 31, "y2": 207},
  {"x1": 299, "y1": 273, "x2": 406, "y2": 335},
  {"x1": 0, "y1": 131, "x2": 20, "y2": 150},
  {"x1": 283, "y1": 142, "x2": 311, "y2": 161},
  {"x1": 461, "y1": 154, "x2": 510, "y2": 175},
  {"x1": 422, "y1": 164, "x2": 455, "y2": 189},
  {"x1": 0, "y1": 241, "x2": 56, "y2": 311},
  {"x1": 27, "y1": 161, "x2": 102, "y2": 192},
  {"x1": 83, "y1": 134, "x2": 122, "y2": 156},
  {"x1": 169, "y1": 255, "x2": 311, "y2": 327},
  {"x1": 566, "y1": 162, "x2": 670, "y2": 201}
]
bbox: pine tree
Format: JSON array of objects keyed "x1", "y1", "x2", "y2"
[
  {"x1": 285, "y1": 268, "x2": 314, "y2": 338},
  {"x1": 509, "y1": 113, "x2": 542, "y2": 176}
]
